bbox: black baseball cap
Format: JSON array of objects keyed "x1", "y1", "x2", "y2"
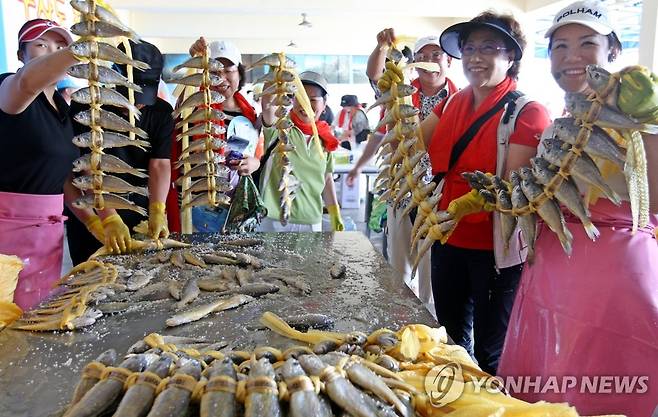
[
  {"x1": 439, "y1": 17, "x2": 523, "y2": 60},
  {"x1": 340, "y1": 94, "x2": 359, "y2": 107},
  {"x1": 115, "y1": 40, "x2": 163, "y2": 105}
]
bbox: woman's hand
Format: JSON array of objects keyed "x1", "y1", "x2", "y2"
[
  {"x1": 189, "y1": 36, "x2": 208, "y2": 57},
  {"x1": 229, "y1": 156, "x2": 260, "y2": 176},
  {"x1": 376, "y1": 28, "x2": 396, "y2": 49}
]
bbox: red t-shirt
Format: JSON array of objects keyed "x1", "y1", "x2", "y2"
[{"x1": 428, "y1": 78, "x2": 551, "y2": 250}]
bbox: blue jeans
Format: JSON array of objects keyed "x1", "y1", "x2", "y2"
[{"x1": 192, "y1": 206, "x2": 229, "y2": 233}]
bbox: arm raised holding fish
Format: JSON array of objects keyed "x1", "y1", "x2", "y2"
[{"x1": 0, "y1": 19, "x2": 85, "y2": 309}]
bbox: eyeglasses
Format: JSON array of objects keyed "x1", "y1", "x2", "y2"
[
  {"x1": 414, "y1": 51, "x2": 445, "y2": 62},
  {"x1": 460, "y1": 43, "x2": 508, "y2": 57},
  {"x1": 215, "y1": 66, "x2": 238, "y2": 76}
]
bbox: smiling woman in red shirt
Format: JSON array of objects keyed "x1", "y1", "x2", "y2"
[{"x1": 421, "y1": 11, "x2": 551, "y2": 375}]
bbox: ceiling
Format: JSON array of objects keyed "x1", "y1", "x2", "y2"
[{"x1": 107, "y1": 0, "x2": 578, "y2": 55}]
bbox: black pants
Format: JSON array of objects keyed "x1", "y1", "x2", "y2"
[{"x1": 431, "y1": 242, "x2": 522, "y2": 375}]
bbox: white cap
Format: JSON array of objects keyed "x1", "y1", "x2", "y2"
[
  {"x1": 545, "y1": 0, "x2": 615, "y2": 38},
  {"x1": 414, "y1": 35, "x2": 442, "y2": 53},
  {"x1": 209, "y1": 40, "x2": 242, "y2": 65}
]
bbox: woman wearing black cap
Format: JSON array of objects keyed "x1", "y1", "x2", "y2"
[
  {"x1": 0, "y1": 19, "x2": 91, "y2": 309},
  {"x1": 422, "y1": 11, "x2": 551, "y2": 374}
]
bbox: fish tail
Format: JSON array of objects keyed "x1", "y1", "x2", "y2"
[
  {"x1": 133, "y1": 169, "x2": 149, "y2": 179},
  {"x1": 603, "y1": 186, "x2": 622, "y2": 206},
  {"x1": 129, "y1": 205, "x2": 147, "y2": 217},
  {"x1": 640, "y1": 123, "x2": 658, "y2": 135},
  {"x1": 134, "y1": 186, "x2": 148, "y2": 197},
  {"x1": 582, "y1": 220, "x2": 600, "y2": 241},
  {"x1": 131, "y1": 60, "x2": 151, "y2": 71},
  {"x1": 127, "y1": 82, "x2": 143, "y2": 93},
  {"x1": 558, "y1": 226, "x2": 574, "y2": 256},
  {"x1": 134, "y1": 127, "x2": 148, "y2": 139}
]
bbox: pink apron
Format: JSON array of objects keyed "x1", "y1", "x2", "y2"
[
  {"x1": 0, "y1": 191, "x2": 66, "y2": 310},
  {"x1": 498, "y1": 199, "x2": 658, "y2": 417}
]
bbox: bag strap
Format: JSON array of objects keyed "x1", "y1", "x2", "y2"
[
  {"x1": 433, "y1": 90, "x2": 522, "y2": 183},
  {"x1": 251, "y1": 133, "x2": 280, "y2": 189}
]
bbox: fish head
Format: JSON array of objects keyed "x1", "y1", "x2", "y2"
[
  {"x1": 72, "y1": 158, "x2": 84, "y2": 172},
  {"x1": 585, "y1": 64, "x2": 611, "y2": 92},
  {"x1": 490, "y1": 175, "x2": 507, "y2": 192},
  {"x1": 209, "y1": 73, "x2": 223, "y2": 86},
  {"x1": 400, "y1": 84, "x2": 418, "y2": 96},
  {"x1": 461, "y1": 172, "x2": 479, "y2": 186},
  {"x1": 71, "y1": 197, "x2": 88, "y2": 209},
  {"x1": 69, "y1": 0, "x2": 87, "y2": 13},
  {"x1": 479, "y1": 189, "x2": 497, "y2": 204},
  {"x1": 71, "y1": 135, "x2": 84, "y2": 147},
  {"x1": 473, "y1": 171, "x2": 493, "y2": 186},
  {"x1": 71, "y1": 176, "x2": 87, "y2": 188},
  {"x1": 69, "y1": 41, "x2": 87, "y2": 56},
  {"x1": 388, "y1": 48, "x2": 404, "y2": 63},
  {"x1": 400, "y1": 104, "x2": 420, "y2": 117},
  {"x1": 208, "y1": 59, "x2": 224, "y2": 73},
  {"x1": 518, "y1": 166, "x2": 534, "y2": 180},
  {"x1": 530, "y1": 157, "x2": 546, "y2": 171},
  {"x1": 552, "y1": 117, "x2": 577, "y2": 134},
  {"x1": 66, "y1": 65, "x2": 81, "y2": 77},
  {"x1": 210, "y1": 91, "x2": 226, "y2": 104},
  {"x1": 509, "y1": 171, "x2": 521, "y2": 186},
  {"x1": 542, "y1": 136, "x2": 566, "y2": 151}
]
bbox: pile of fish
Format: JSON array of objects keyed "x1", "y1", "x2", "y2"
[
  {"x1": 248, "y1": 53, "x2": 300, "y2": 225},
  {"x1": 61, "y1": 314, "x2": 592, "y2": 417},
  {"x1": 9, "y1": 260, "x2": 118, "y2": 331},
  {"x1": 12, "y1": 235, "x2": 337, "y2": 331},
  {"x1": 412, "y1": 64, "x2": 655, "y2": 264},
  {"x1": 169, "y1": 48, "x2": 231, "y2": 213},
  {"x1": 67, "y1": 0, "x2": 151, "y2": 216}
]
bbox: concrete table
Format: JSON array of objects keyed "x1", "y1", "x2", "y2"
[{"x1": 0, "y1": 232, "x2": 437, "y2": 417}]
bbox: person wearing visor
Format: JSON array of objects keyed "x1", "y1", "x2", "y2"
[
  {"x1": 259, "y1": 71, "x2": 344, "y2": 232},
  {"x1": 67, "y1": 39, "x2": 174, "y2": 263},
  {"x1": 498, "y1": 2, "x2": 658, "y2": 415},
  {"x1": 169, "y1": 37, "x2": 261, "y2": 233},
  {"x1": 334, "y1": 94, "x2": 369, "y2": 151},
  {"x1": 423, "y1": 12, "x2": 551, "y2": 374},
  {"x1": 352, "y1": 30, "x2": 459, "y2": 315},
  {"x1": 0, "y1": 19, "x2": 84, "y2": 309}
]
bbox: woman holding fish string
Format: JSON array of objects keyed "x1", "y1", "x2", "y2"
[
  {"x1": 66, "y1": 40, "x2": 174, "y2": 264},
  {"x1": 168, "y1": 37, "x2": 262, "y2": 233},
  {"x1": 497, "y1": 2, "x2": 658, "y2": 415},
  {"x1": 420, "y1": 12, "x2": 552, "y2": 375},
  {"x1": 0, "y1": 19, "x2": 99, "y2": 309}
]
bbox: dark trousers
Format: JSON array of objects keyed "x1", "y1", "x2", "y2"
[{"x1": 431, "y1": 242, "x2": 522, "y2": 375}]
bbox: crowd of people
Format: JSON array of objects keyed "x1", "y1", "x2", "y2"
[{"x1": 1, "y1": 1, "x2": 656, "y2": 415}]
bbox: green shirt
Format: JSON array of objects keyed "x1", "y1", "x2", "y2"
[{"x1": 261, "y1": 126, "x2": 334, "y2": 224}]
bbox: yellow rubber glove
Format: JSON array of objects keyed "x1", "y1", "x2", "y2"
[
  {"x1": 446, "y1": 189, "x2": 495, "y2": 220},
  {"x1": 101, "y1": 214, "x2": 132, "y2": 254},
  {"x1": 148, "y1": 202, "x2": 169, "y2": 240},
  {"x1": 327, "y1": 204, "x2": 345, "y2": 232},
  {"x1": 83, "y1": 215, "x2": 105, "y2": 244}
]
